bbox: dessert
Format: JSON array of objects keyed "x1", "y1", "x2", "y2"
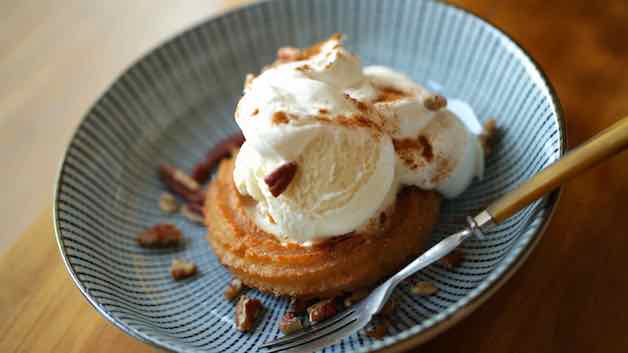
[{"x1": 205, "y1": 34, "x2": 487, "y2": 298}]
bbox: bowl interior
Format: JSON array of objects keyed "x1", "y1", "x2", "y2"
[{"x1": 55, "y1": 0, "x2": 563, "y2": 352}]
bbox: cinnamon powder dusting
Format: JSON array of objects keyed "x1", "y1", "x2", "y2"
[
  {"x1": 316, "y1": 114, "x2": 383, "y2": 136},
  {"x1": 393, "y1": 135, "x2": 434, "y2": 162},
  {"x1": 373, "y1": 87, "x2": 407, "y2": 103},
  {"x1": 272, "y1": 111, "x2": 289, "y2": 124},
  {"x1": 251, "y1": 108, "x2": 259, "y2": 116},
  {"x1": 343, "y1": 94, "x2": 369, "y2": 112},
  {"x1": 418, "y1": 136, "x2": 433, "y2": 161}
]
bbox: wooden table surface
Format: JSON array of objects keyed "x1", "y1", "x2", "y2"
[{"x1": 2, "y1": 1, "x2": 628, "y2": 352}]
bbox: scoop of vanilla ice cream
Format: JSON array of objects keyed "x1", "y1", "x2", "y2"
[
  {"x1": 233, "y1": 35, "x2": 484, "y2": 244},
  {"x1": 234, "y1": 37, "x2": 395, "y2": 243}
]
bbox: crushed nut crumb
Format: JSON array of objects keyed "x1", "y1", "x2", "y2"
[
  {"x1": 159, "y1": 193, "x2": 179, "y2": 213},
  {"x1": 366, "y1": 320, "x2": 389, "y2": 339},
  {"x1": 307, "y1": 299, "x2": 337, "y2": 323},
  {"x1": 279, "y1": 312, "x2": 303, "y2": 334},
  {"x1": 224, "y1": 278, "x2": 244, "y2": 301},
  {"x1": 137, "y1": 224, "x2": 182, "y2": 248},
  {"x1": 423, "y1": 94, "x2": 447, "y2": 111},
  {"x1": 170, "y1": 259, "x2": 197, "y2": 280},
  {"x1": 296, "y1": 64, "x2": 311, "y2": 72},
  {"x1": 439, "y1": 249, "x2": 464, "y2": 269},
  {"x1": 411, "y1": 281, "x2": 438, "y2": 296}
]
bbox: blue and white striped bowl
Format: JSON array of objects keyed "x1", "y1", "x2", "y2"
[{"x1": 54, "y1": 0, "x2": 564, "y2": 352}]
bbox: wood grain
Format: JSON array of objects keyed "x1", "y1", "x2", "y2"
[
  {"x1": 0, "y1": 210, "x2": 154, "y2": 353},
  {"x1": 2, "y1": 0, "x2": 628, "y2": 353},
  {"x1": 488, "y1": 115, "x2": 628, "y2": 223}
]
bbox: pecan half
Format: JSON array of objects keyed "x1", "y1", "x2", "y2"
[
  {"x1": 224, "y1": 278, "x2": 244, "y2": 301},
  {"x1": 411, "y1": 281, "x2": 438, "y2": 296},
  {"x1": 423, "y1": 94, "x2": 447, "y2": 111},
  {"x1": 170, "y1": 259, "x2": 197, "y2": 280},
  {"x1": 279, "y1": 312, "x2": 304, "y2": 334},
  {"x1": 264, "y1": 162, "x2": 298, "y2": 197},
  {"x1": 137, "y1": 224, "x2": 182, "y2": 248},
  {"x1": 235, "y1": 295, "x2": 263, "y2": 332},
  {"x1": 439, "y1": 249, "x2": 464, "y2": 269},
  {"x1": 159, "y1": 164, "x2": 205, "y2": 205},
  {"x1": 191, "y1": 132, "x2": 245, "y2": 184},
  {"x1": 158, "y1": 192, "x2": 178, "y2": 213},
  {"x1": 307, "y1": 299, "x2": 337, "y2": 323}
]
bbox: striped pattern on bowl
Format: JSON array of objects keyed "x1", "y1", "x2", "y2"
[{"x1": 54, "y1": 0, "x2": 564, "y2": 352}]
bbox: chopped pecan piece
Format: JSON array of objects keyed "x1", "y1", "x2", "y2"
[
  {"x1": 235, "y1": 295, "x2": 263, "y2": 332},
  {"x1": 264, "y1": 162, "x2": 298, "y2": 197},
  {"x1": 423, "y1": 94, "x2": 447, "y2": 111},
  {"x1": 158, "y1": 192, "x2": 178, "y2": 213},
  {"x1": 159, "y1": 164, "x2": 205, "y2": 205},
  {"x1": 137, "y1": 224, "x2": 182, "y2": 248},
  {"x1": 191, "y1": 132, "x2": 245, "y2": 183},
  {"x1": 439, "y1": 249, "x2": 464, "y2": 269},
  {"x1": 344, "y1": 289, "x2": 370, "y2": 307},
  {"x1": 366, "y1": 320, "x2": 389, "y2": 339},
  {"x1": 287, "y1": 297, "x2": 312, "y2": 315},
  {"x1": 170, "y1": 259, "x2": 197, "y2": 280},
  {"x1": 279, "y1": 312, "x2": 304, "y2": 334},
  {"x1": 479, "y1": 118, "x2": 498, "y2": 156},
  {"x1": 224, "y1": 278, "x2": 244, "y2": 301},
  {"x1": 307, "y1": 299, "x2": 337, "y2": 323},
  {"x1": 411, "y1": 281, "x2": 438, "y2": 296},
  {"x1": 181, "y1": 204, "x2": 204, "y2": 224}
]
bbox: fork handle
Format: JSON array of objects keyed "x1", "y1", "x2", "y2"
[{"x1": 486, "y1": 116, "x2": 628, "y2": 224}]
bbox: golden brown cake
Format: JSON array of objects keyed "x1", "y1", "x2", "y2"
[{"x1": 205, "y1": 155, "x2": 441, "y2": 299}]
